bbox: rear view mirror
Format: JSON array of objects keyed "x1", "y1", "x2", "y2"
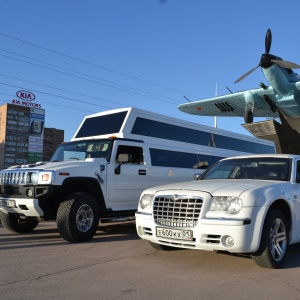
[{"x1": 115, "y1": 153, "x2": 129, "y2": 175}]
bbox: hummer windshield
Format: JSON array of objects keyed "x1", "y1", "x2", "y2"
[{"x1": 50, "y1": 139, "x2": 112, "y2": 162}]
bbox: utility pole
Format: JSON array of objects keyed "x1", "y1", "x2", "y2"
[{"x1": 214, "y1": 82, "x2": 218, "y2": 128}]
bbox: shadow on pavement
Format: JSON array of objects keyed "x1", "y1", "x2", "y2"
[{"x1": 0, "y1": 221, "x2": 139, "y2": 250}]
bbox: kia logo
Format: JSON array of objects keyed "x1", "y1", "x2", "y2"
[{"x1": 16, "y1": 90, "x2": 36, "y2": 101}]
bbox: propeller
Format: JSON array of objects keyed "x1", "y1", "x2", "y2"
[{"x1": 234, "y1": 29, "x2": 300, "y2": 84}]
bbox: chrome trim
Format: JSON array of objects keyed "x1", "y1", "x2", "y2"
[
  {"x1": 153, "y1": 195, "x2": 203, "y2": 228},
  {"x1": 135, "y1": 211, "x2": 152, "y2": 216}
]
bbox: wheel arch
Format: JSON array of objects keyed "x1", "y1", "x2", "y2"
[
  {"x1": 61, "y1": 177, "x2": 106, "y2": 211},
  {"x1": 252, "y1": 200, "x2": 290, "y2": 268},
  {"x1": 267, "y1": 199, "x2": 292, "y2": 233},
  {"x1": 252, "y1": 198, "x2": 292, "y2": 253}
]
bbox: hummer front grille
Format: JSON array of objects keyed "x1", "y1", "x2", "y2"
[{"x1": 0, "y1": 171, "x2": 35, "y2": 185}]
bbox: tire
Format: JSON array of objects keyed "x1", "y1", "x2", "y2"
[
  {"x1": 56, "y1": 193, "x2": 100, "y2": 243},
  {"x1": 149, "y1": 241, "x2": 175, "y2": 251},
  {"x1": 252, "y1": 209, "x2": 288, "y2": 269},
  {"x1": 244, "y1": 110, "x2": 253, "y2": 124},
  {"x1": 0, "y1": 210, "x2": 39, "y2": 233}
]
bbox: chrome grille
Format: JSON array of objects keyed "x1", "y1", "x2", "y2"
[
  {"x1": 0, "y1": 171, "x2": 32, "y2": 185},
  {"x1": 153, "y1": 196, "x2": 203, "y2": 228}
]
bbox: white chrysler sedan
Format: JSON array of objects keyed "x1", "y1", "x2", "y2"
[{"x1": 135, "y1": 154, "x2": 300, "y2": 268}]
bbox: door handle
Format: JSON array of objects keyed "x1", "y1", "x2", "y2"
[{"x1": 139, "y1": 169, "x2": 147, "y2": 175}]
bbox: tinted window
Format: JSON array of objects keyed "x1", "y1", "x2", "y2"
[
  {"x1": 201, "y1": 157, "x2": 291, "y2": 181},
  {"x1": 132, "y1": 117, "x2": 274, "y2": 154},
  {"x1": 75, "y1": 111, "x2": 127, "y2": 138},
  {"x1": 116, "y1": 145, "x2": 144, "y2": 165},
  {"x1": 150, "y1": 148, "x2": 222, "y2": 168}
]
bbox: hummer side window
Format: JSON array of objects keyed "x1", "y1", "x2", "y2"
[{"x1": 116, "y1": 146, "x2": 144, "y2": 165}]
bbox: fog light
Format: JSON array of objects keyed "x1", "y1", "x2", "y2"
[
  {"x1": 222, "y1": 235, "x2": 235, "y2": 247},
  {"x1": 138, "y1": 226, "x2": 143, "y2": 236}
]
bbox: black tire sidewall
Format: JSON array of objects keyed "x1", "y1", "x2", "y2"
[
  {"x1": 253, "y1": 209, "x2": 288, "y2": 268},
  {"x1": 57, "y1": 193, "x2": 100, "y2": 242},
  {"x1": 0, "y1": 210, "x2": 39, "y2": 233}
]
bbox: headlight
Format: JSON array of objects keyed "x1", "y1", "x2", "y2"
[
  {"x1": 30, "y1": 172, "x2": 38, "y2": 184},
  {"x1": 38, "y1": 171, "x2": 53, "y2": 184},
  {"x1": 210, "y1": 196, "x2": 243, "y2": 214},
  {"x1": 140, "y1": 194, "x2": 154, "y2": 209}
]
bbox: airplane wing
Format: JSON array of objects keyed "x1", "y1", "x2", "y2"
[{"x1": 178, "y1": 88, "x2": 279, "y2": 118}]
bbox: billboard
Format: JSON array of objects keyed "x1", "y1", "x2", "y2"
[{"x1": 28, "y1": 108, "x2": 45, "y2": 163}]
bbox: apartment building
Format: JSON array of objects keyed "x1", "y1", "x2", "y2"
[
  {"x1": 0, "y1": 103, "x2": 63, "y2": 169},
  {"x1": 43, "y1": 127, "x2": 64, "y2": 161}
]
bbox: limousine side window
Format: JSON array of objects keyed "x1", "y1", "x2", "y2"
[{"x1": 297, "y1": 161, "x2": 300, "y2": 182}]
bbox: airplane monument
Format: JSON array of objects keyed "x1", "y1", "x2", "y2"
[{"x1": 178, "y1": 29, "x2": 300, "y2": 154}]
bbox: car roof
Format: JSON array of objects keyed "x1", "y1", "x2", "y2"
[{"x1": 221, "y1": 153, "x2": 300, "y2": 161}]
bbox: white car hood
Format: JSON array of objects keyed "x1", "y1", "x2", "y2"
[
  {"x1": 6, "y1": 158, "x2": 107, "y2": 172},
  {"x1": 146, "y1": 179, "x2": 284, "y2": 197}
]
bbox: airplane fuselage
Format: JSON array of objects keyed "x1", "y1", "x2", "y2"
[
  {"x1": 262, "y1": 64, "x2": 300, "y2": 117},
  {"x1": 263, "y1": 64, "x2": 298, "y2": 97}
]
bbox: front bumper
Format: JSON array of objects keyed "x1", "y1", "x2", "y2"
[
  {"x1": 0, "y1": 197, "x2": 44, "y2": 217},
  {"x1": 135, "y1": 210, "x2": 259, "y2": 253}
]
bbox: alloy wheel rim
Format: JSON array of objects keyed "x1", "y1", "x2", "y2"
[
  {"x1": 269, "y1": 218, "x2": 287, "y2": 262},
  {"x1": 76, "y1": 204, "x2": 94, "y2": 232}
]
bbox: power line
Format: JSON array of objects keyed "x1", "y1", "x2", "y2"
[
  {"x1": 0, "y1": 74, "x2": 132, "y2": 108},
  {"x1": 0, "y1": 52, "x2": 181, "y2": 105},
  {"x1": 0, "y1": 92, "x2": 95, "y2": 114},
  {"x1": 1, "y1": 0, "x2": 211, "y2": 87},
  {"x1": 0, "y1": 32, "x2": 200, "y2": 99},
  {"x1": 0, "y1": 81, "x2": 114, "y2": 110},
  {"x1": 0, "y1": 48, "x2": 180, "y2": 104}
]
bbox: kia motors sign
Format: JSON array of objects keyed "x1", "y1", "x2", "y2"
[
  {"x1": 16, "y1": 90, "x2": 36, "y2": 101},
  {"x1": 12, "y1": 90, "x2": 41, "y2": 108}
]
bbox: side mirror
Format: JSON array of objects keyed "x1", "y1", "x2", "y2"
[
  {"x1": 194, "y1": 173, "x2": 202, "y2": 180},
  {"x1": 115, "y1": 154, "x2": 129, "y2": 175}
]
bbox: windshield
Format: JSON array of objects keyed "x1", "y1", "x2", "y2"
[
  {"x1": 50, "y1": 139, "x2": 112, "y2": 162},
  {"x1": 200, "y1": 157, "x2": 291, "y2": 181}
]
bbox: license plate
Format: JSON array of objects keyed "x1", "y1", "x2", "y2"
[{"x1": 156, "y1": 227, "x2": 193, "y2": 241}]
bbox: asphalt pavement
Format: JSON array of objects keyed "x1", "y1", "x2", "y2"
[{"x1": 1, "y1": 221, "x2": 300, "y2": 299}]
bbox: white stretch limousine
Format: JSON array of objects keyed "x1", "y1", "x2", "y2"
[{"x1": 0, "y1": 107, "x2": 274, "y2": 243}]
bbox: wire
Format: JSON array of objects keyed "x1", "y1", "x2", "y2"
[
  {"x1": 0, "y1": 52, "x2": 181, "y2": 105},
  {"x1": 0, "y1": 48, "x2": 180, "y2": 104},
  {"x1": 0, "y1": 32, "x2": 200, "y2": 99}
]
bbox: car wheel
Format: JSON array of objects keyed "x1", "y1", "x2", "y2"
[
  {"x1": 252, "y1": 209, "x2": 288, "y2": 268},
  {"x1": 57, "y1": 193, "x2": 100, "y2": 243},
  {"x1": 0, "y1": 210, "x2": 39, "y2": 233}
]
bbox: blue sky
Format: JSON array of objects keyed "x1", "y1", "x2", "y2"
[{"x1": 1, "y1": 0, "x2": 300, "y2": 141}]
